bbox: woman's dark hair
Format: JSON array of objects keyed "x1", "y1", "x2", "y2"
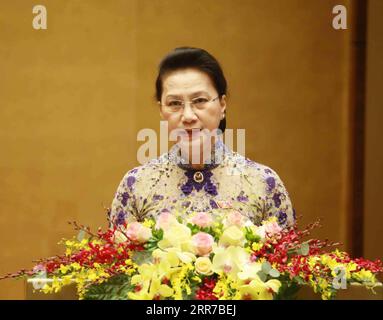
[{"x1": 155, "y1": 47, "x2": 227, "y2": 132}]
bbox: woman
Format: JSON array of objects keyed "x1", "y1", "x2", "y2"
[{"x1": 109, "y1": 47, "x2": 295, "y2": 228}]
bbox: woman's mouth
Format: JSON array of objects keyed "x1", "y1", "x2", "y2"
[{"x1": 184, "y1": 129, "x2": 202, "y2": 140}]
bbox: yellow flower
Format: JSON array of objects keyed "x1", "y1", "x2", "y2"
[
  {"x1": 212, "y1": 246, "x2": 250, "y2": 279},
  {"x1": 62, "y1": 275, "x2": 73, "y2": 286},
  {"x1": 219, "y1": 226, "x2": 245, "y2": 247},
  {"x1": 129, "y1": 260, "x2": 182, "y2": 300},
  {"x1": 71, "y1": 262, "x2": 82, "y2": 271},
  {"x1": 251, "y1": 242, "x2": 264, "y2": 251},
  {"x1": 238, "y1": 277, "x2": 281, "y2": 300},
  {"x1": 87, "y1": 270, "x2": 98, "y2": 281},
  {"x1": 212, "y1": 273, "x2": 237, "y2": 300},
  {"x1": 318, "y1": 278, "x2": 328, "y2": 291},
  {"x1": 59, "y1": 264, "x2": 70, "y2": 274},
  {"x1": 142, "y1": 218, "x2": 155, "y2": 228},
  {"x1": 352, "y1": 269, "x2": 376, "y2": 283},
  {"x1": 157, "y1": 222, "x2": 192, "y2": 252},
  {"x1": 262, "y1": 216, "x2": 278, "y2": 225},
  {"x1": 237, "y1": 262, "x2": 262, "y2": 281},
  {"x1": 42, "y1": 283, "x2": 53, "y2": 294},
  {"x1": 149, "y1": 278, "x2": 174, "y2": 298},
  {"x1": 195, "y1": 257, "x2": 213, "y2": 275}
]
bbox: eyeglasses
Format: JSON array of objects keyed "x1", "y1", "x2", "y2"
[{"x1": 159, "y1": 96, "x2": 220, "y2": 113}]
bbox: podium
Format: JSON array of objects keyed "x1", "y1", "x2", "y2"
[{"x1": 25, "y1": 279, "x2": 383, "y2": 300}]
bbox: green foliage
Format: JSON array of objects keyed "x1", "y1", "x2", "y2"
[
  {"x1": 269, "y1": 268, "x2": 280, "y2": 278},
  {"x1": 261, "y1": 261, "x2": 271, "y2": 274},
  {"x1": 187, "y1": 223, "x2": 201, "y2": 235},
  {"x1": 296, "y1": 242, "x2": 310, "y2": 256},
  {"x1": 274, "y1": 275, "x2": 301, "y2": 300},
  {"x1": 293, "y1": 275, "x2": 306, "y2": 285},
  {"x1": 260, "y1": 262, "x2": 280, "y2": 278},
  {"x1": 83, "y1": 274, "x2": 134, "y2": 300},
  {"x1": 244, "y1": 227, "x2": 261, "y2": 242},
  {"x1": 257, "y1": 270, "x2": 267, "y2": 282},
  {"x1": 131, "y1": 250, "x2": 153, "y2": 265},
  {"x1": 144, "y1": 228, "x2": 163, "y2": 251}
]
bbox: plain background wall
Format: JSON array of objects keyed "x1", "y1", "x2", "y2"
[
  {"x1": 364, "y1": 0, "x2": 383, "y2": 261},
  {"x1": 0, "y1": 0, "x2": 380, "y2": 299}
]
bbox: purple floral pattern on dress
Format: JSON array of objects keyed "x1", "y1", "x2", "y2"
[
  {"x1": 153, "y1": 194, "x2": 164, "y2": 201},
  {"x1": 272, "y1": 192, "x2": 282, "y2": 208},
  {"x1": 121, "y1": 192, "x2": 130, "y2": 206},
  {"x1": 277, "y1": 211, "x2": 287, "y2": 225},
  {"x1": 182, "y1": 201, "x2": 191, "y2": 208},
  {"x1": 109, "y1": 142, "x2": 295, "y2": 229},
  {"x1": 210, "y1": 199, "x2": 218, "y2": 209},
  {"x1": 116, "y1": 210, "x2": 126, "y2": 225},
  {"x1": 126, "y1": 176, "x2": 136, "y2": 190},
  {"x1": 181, "y1": 170, "x2": 218, "y2": 196},
  {"x1": 266, "y1": 176, "x2": 276, "y2": 192},
  {"x1": 237, "y1": 191, "x2": 249, "y2": 203}
]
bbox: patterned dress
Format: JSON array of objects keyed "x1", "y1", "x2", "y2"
[{"x1": 109, "y1": 139, "x2": 295, "y2": 228}]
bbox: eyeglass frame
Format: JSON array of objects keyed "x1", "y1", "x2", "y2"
[{"x1": 158, "y1": 95, "x2": 221, "y2": 112}]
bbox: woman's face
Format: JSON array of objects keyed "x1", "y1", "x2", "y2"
[{"x1": 159, "y1": 68, "x2": 226, "y2": 162}]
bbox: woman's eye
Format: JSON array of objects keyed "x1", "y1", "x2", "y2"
[
  {"x1": 168, "y1": 101, "x2": 182, "y2": 107},
  {"x1": 193, "y1": 98, "x2": 208, "y2": 104}
]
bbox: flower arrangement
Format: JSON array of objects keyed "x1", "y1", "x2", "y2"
[{"x1": 1, "y1": 209, "x2": 382, "y2": 300}]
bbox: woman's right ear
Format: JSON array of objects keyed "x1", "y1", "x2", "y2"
[{"x1": 158, "y1": 101, "x2": 164, "y2": 119}]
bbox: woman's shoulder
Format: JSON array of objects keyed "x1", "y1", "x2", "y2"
[
  {"x1": 117, "y1": 153, "x2": 172, "y2": 190},
  {"x1": 227, "y1": 150, "x2": 283, "y2": 181}
]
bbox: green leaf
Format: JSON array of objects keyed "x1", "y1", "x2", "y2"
[
  {"x1": 76, "y1": 230, "x2": 85, "y2": 242},
  {"x1": 131, "y1": 250, "x2": 152, "y2": 265},
  {"x1": 83, "y1": 274, "x2": 134, "y2": 300},
  {"x1": 299, "y1": 243, "x2": 310, "y2": 256},
  {"x1": 274, "y1": 279, "x2": 301, "y2": 300},
  {"x1": 244, "y1": 227, "x2": 260, "y2": 242},
  {"x1": 293, "y1": 276, "x2": 306, "y2": 285},
  {"x1": 269, "y1": 268, "x2": 280, "y2": 278},
  {"x1": 257, "y1": 271, "x2": 267, "y2": 282},
  {"x1": 261, "y1": 261, "x2": 271, "y2": 274}
]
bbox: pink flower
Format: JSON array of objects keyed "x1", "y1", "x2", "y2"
[
  {"x1": 191, "y1": 212, "x2": 214, "y2": 228},
  {"x1": 125, "y1": 222, "x2": 152, "y2": 243},
  {"x1": 155, "y1": 211, "x2": 177, "y2": 231},
  {"x1": 226, "y1": 210, "x2": 244, "y2": 226},
  {"x1": 191, "y1": 232, "x2": 215, "y2": 256},
  {"x1": 264, "y1": 221, "x2": 282, "y2": 237}
]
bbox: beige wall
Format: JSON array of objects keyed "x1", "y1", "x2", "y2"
[{"x1": 1, "y1": 0, "x2": 378, "y2": 299}]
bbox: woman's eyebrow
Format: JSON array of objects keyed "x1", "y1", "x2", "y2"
[
  {"x1": 165, "y1": 91, "x2": 209, "y2": 99},
  {"x1": 165, "y1": 94, "x2": 182, "y2": 99},
  {"x1": 190, "y1": 91, "x2": 209, "y2": 97}
]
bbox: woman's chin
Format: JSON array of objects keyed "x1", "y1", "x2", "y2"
[
  {"x1": 178, "y1": 137, "x2": 215, "y2": 165},
  {"x1": 178, "y1": 138, "x2": 202, "y2": 152}
]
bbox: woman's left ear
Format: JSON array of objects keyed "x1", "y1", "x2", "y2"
[{"x1": 220, "y1": 95, "x2": 227, "y2": 114}]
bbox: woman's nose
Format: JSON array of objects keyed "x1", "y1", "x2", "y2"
[{"x1": 181, "y1": 104, "x2": 197, "y2": 122}]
